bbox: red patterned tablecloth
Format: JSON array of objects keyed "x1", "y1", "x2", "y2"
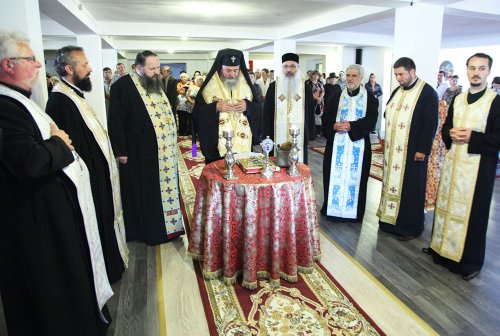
[{"x1": 188, "y1": 160, "x2": 321, "y2": 289}]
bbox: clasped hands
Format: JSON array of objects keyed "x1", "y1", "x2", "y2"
[
  {"x1": 50, "y1": 123, "x2": 74, "y2": 151},
  {"x1": 333, "y1": 121, "x2": 350, "y2": 133},
  {"x1": 450, "y1": 127, "x2": 472, "y2": 144},
  {"x1": 216, "y1": 99, "x2": 246, "y2": 113}
]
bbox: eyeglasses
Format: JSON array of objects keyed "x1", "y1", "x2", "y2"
[
  {"x1": 9, "y1": 56, "x2": 37, "y2": 63},
  {"x1": 283, "y1": 64, "x2": 297, "y2": 69}
]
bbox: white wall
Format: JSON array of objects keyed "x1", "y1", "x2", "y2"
[
  {"x1": 439, "y1": 45, "x2": 500, "y2": 91},
  {"x1": 342, "y1": 47, "x2": 356, "y2": 71}
]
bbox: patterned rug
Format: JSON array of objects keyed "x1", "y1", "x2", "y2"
[
  {"x1": 176, "y1": 136, "x2": 385, "y2": 336},
  {"x1": 310, "y1": 144, "x2": 384, "y2": 182}
]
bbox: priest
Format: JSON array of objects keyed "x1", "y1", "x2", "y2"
[
  {"x1": 192, "y1": 48, "x2": 262, "y2": 163},
  {"x1": 47, "y1": 45, "x2": 128, "y2": 283},
  {"x1": 262, "y1": 53, "x2": 314, "y2": 163},
  {"x1": 321, "y1": 64, "x2": 378, "y2": 223},
  {"x1": 425, "y1": 53, "x2": 500, "y2": 281},
  {"x1": 0, "y1": 29, "x2": 112, "y2": 335},
  {"x1": 108, "y1": 50, "x2": 184, "y2": 246},
  {"x1": 377, "y1": 57, "x2": 438, "y2": 241}
]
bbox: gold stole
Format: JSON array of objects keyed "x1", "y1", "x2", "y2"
[
  {"x1": 274, "y1": 77, "x2": 306, "y2": 162},
  {"x1": 130, "y1": 73, "x2": 184, "y2": 236},
  {"x1": 377, "y1": 79, "x2": 425, "y2": 224},
  {"x1": 430, "y1": 88, "x2": 497, "y2": 261},
  {"x1": 201, "y1": 72, "x2": 253, "y2": 156},
  {"x1": 52, "y1": 82, "x2": 129, "y2": 266}
]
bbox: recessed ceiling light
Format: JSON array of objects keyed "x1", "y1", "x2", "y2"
[{"x1": 181, "y1": 36, "x2": 188, "y2": 41}]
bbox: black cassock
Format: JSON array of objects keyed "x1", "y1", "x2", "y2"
[
  {"x1": 262, "y1": 81, "x2": 315, "y2": 164},
  {"x1": 0, "y1": 83, "x2": 109, "y2": 335},
  {"x1": 47, "y1": 83, "x2": 125, "y2": 283},
  {"x1": 320, "y1": 87, "x2": 378, "y2": 223},
  {"x1": 430, "y1": 90, "x2": 500, "y2": 275},
  {"x1": 193, "y1": 92, "x2": 262, "y2": 164},
  {"x1": 108, "y1": 75, "x2": 180, "y2": 246},
  {"x1": 379, "y1": 81, "x2": 438, "y2": 237}
]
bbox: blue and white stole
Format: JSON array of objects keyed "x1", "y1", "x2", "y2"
[{"x1": 326, "y1": 87, "x2": 368, "y2": 218}]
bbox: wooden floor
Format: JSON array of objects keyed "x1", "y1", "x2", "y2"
[{"x1": 1, "y1": 138, "x2": 500, "y2": 335}]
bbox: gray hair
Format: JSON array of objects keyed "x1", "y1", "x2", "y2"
[
  {"x1": 54, "y1": 45, "x2": 84, "y2": 77},
  {"x1": 346, "y1": 64, "x2": 364, "y2": 80},
  {"x1": 0, "y1": 30, "x2": 29, "y2": 61}
]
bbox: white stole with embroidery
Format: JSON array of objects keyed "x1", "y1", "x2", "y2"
[
  {"x1": 274, "y1": 77, "x2": 306, "y2": 162},
  {"x1": 0, "y1": 84, "x2": 113, "y2": 319},
  {"x1": 52, "y1": 82, "x2": 129, "y2": 267},
  {"x1": 326, "y1": 87, "x2": 367, "y2": 218}
]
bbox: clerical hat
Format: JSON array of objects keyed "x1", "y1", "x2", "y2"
[
  {"x1": 221, "y1": 54, "x2": 241, "y2": 66},
  {"x1": 282, "y1": 53, "x2": 299, "y2": 64}
]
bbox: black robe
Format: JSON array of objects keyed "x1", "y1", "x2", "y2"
[
  {"x1": 163, "y1": 75, "x2": 178, "y2": 112},
  {"x1": 320, "y1": 87, "x2": 378, "y2": 223},
  {"x1": 0, "y1": 83, "x2": 109, "y2": 335},
  {"x1": 262, "y1": 81, "x2": 314, "y2": 164},
  {"x1": 429, "y1": 90, "x2": 500, "y2": 275},
  {"x1": 108, "y1": 74, "x2": 180, "y2": 246},
  {"x1": 379, "y1": 80, "x2": 438, "y2": 237},
  {"x1": 46, "y1": 82, "x2": 125, "y2": 283},
  {"x1": 193, "y1": 91, "x2": 262, "y2": 164},
  {"x1": 323, "y1": 83, "x2": 342, "y2": 102}
]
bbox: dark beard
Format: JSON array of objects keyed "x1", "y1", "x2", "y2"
[
  {"x1": 139, "y1": 74, "x2": 163, "y2": 94},
  {"x1": 73, "y1": 74, "x2": 92, "y2": 92},
  {"x1": 470, "y1": 82, "x2": 482, "y2": 87}
]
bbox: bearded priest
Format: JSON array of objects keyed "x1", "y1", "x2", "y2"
[
  {"x1": 262, "y1": 53, "x2": 315, "y2": 164},
  {"x1": 108, "y1": 50, "x2": 184, "y2": 246},
  {"x1": 192, "y1": 48, "x2": 262, "y2": 164}
]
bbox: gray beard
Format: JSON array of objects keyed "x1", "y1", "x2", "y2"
[
  {"x1": 222, "y1": 77, "x2": 238, "y2": 91},
  {"x1": 281, "y1": 73, "x2": 302, "y2": 97},
  {"x1": 139, "y1": 74, "x2": 163, "y2": 94}
]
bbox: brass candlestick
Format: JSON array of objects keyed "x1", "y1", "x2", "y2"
[
  {"x1": 222, "y1": 130, "x2": 237, "y2": 180},
  {"x1": 288, "y1": 127, "x2": 301, "y2": 176}
]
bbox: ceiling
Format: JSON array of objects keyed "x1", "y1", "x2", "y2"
[{"x1": 38, "y1": 0, "x2": 500, "y2": 57}]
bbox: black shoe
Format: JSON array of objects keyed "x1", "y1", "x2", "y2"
[
  {"x1": 397, "y1": 235, "x2": 417, "y2": 241},
  {"x1": 461, "y1": 271, "x2": 480, "y2": 281},
  {"x1": 421, "y1": 247, "x2": 431, "y2": 254}
]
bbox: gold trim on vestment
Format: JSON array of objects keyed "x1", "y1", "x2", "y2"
[
  {"x1": 430, "y1": 88, "x2": 497, "y2": 261},
  {"x1": 377, "y1": 79, "x2": 425, "y2": 224},
  {"x1": 274, "y1": 77, "x2": 306, "y2": 162},
  {"x1": 201, "y1": 72, "x2": 253, "y2": 156},
  {"x1": 130, "y1": 73, "x2": 184, "y2": 236}
]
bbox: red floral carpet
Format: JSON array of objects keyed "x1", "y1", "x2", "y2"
[
  {"x1": 310, "y1": 143, "x2": 384, "y2": 182},
  {"x1": 177, "y1": 136, "x2": 385, "y2": 336}
]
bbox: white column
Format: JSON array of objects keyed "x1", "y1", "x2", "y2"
[
  {"x1": 324, "y1": 47, "x2": 342, "y2": 77},
  {"x1": 77, "y1": 34, "x2": 107, "y2": 125},
  {"x1": 2, "y1": 0, "x2": 47, "y2": 108},
  {"x1": 241, "y1": 51, "x2": 250, "y2": 69},
  {"x1": 393, "y1": 3, "x2": 444, "y2": 86},
  {"x1": 273, "y1": 40, "x2": 296, "y2": 80},
  {"x1": 102, "y1": 49, "x2": 118, "y2": 71}
]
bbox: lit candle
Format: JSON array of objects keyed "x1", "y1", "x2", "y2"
[{"x1": 289, "y1": 125, "x2": 300, "y2": 136}]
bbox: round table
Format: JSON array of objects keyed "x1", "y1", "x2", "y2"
[{"x1": 188, "y1": 160, "x2": 321, "y2": 289}]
